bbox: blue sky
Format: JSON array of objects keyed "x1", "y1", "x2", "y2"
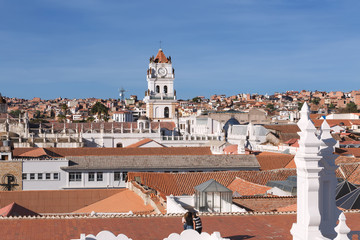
[{"x1": 1, "y1": 0, "x2": 360, "y2": 100}]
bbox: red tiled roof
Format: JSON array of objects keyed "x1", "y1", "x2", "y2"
[
  {"x1": 277, "y1": 203, "x2": 297, "y2": 212},
  {"x1": 125, "y1": 138, "x2": 165, "y2": 148},
  {"x1": 312, "y1": 119, "x2": 352, "y2": 128},
  {"x1": 223, "y1": 144, "x2": 238, "y2": 154},
  {"x1": 233, "y1": 196, "x2": 297, "y2": 212},
  {"x1": 128, "y1": 169, "x2": 296, "y2": 199},
  {"x1": 0, "y1": 213, "x2": 307, "y2": 240},
  {"x1": 18, "y1": 148, "x2": 62, "y2": 158},
  {"x1": 0, "y1": 189, "x2": 122, "y2": 213},
  {"x1": 154, "y1": 49, "x2": 168, "y2": 63},
  {"x1": 264, "y1": 124, "x2": 300, "y2": 133},
  {"x1": 337, "y1": 148, "x2": 360, "y2": 158},
  {"x1": 284, "y1": 159, "x2": 296, "y2": 169},
  {"x1": 0, "y1": 202, "x2": 39, "y2": 217},
  {"x1": 72, "y1": 190, "x2": 154, "y2": 214},
  {"x1": 13, "y1": 147, "x2": 212, "y2": 158},
  {"x1": 255, "y1": 152, "x2": 294, "y2": 170},
  {"x1": 227, "y1": 177, "x2": 271, "y2": 196}
]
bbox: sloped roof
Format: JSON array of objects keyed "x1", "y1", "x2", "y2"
[
  {"x1": 263, "y1": 124, "x2": 300, "y2": 133},
  {"x1": 194, "y1": 179, "x2": 231, "y2": 193},
  {"x1": 336, "y1": 188, "x2": 360, "y2": 209},
  {"x1": 154, "y1": 49, "x2": 168, "y2": 63},
  {"x1": 232, "y1": 196, "x2": 297, "y2": 212},
  {"x1": 14, "y1": 147, "x2": 212, "y2": 158},
  {"x1": 72, "y1": 190, "x2": 154, "y2": 214},
  {"x1": 336, "y1": 180, "x2": 358, "y2": 200},
  {"x1": 0, "y1": 189, "x2": 122, "y2": 213},
  {"x1": 62, "y1": 154, "x2": 259, "y2": 171},
  {"x1": 0, "y1": 202, "x2": 39, "y2": 217},
  {"x1": 127, "y1": 169, "x2": 296, "y2": 199},
  {"x1": 125, "y1": 138, "x2": 165, "y2": 148},
  {"x1": 18, "y1": 148, "x2": 62, "y2": 158},
  {"x1": 255, "y1": 152, "x2": 294, "y2": 170},
  {"x1": 227, "y1": 177, "x2": 271, "y2": 196}
]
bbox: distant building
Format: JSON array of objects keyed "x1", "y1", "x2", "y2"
[{"x1": 144, "y1": 49, "x2": 176, "y2": 120}]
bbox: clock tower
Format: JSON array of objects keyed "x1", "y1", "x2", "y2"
[{"x1": 144, "y1": 49, "x2": 176, "y2": 120}]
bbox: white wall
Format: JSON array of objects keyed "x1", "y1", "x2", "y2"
[
  {"x1": 65, "y1": 170, "x2": 127, "y2": 189},
  {"x1": 22, "y1": 160, "x2": 68, "y2": 190}
]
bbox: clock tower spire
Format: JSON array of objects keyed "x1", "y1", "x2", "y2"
[{"x1": 144, "y1": 49, "x2": 176, "y2": 120}]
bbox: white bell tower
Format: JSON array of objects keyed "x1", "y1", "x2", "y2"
[{"x1": 144, "y1": 49, "x2": 176, "y2": 120}]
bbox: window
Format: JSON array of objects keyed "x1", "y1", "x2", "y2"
[
  {"x1": 97, "y1": 172, "x2": 103, "y2": 181},
  {"x1": 116, "y1": 143, "x2": 123, "y2": 148},
  {"x1": 69, "y1": 172, "x2": 81, "y2": 182},
  {"x1": 22, "y1": 173, "x2": 27, "y2": 180},
  {"x1": 122, "y1": 172, "x2": 128, "y2": 181},
  {"x1": 164, "y1": 85, "x2": 168, "y2": 94},
  {"x1": 89, "y1": 172, "x2": 95, "y2": 181},
  {"x1": 30, "y1": 173, "x2": 35, "y2": 180},
  {"x1": 38, "y1": 173, "x2": 43, "y2": 180},
  {"x1": 164, "y1": 107, "x2": 169, "y2": 118},
  {"x1": 53, "y1": 173, "x2": 59, "y2": 180},
  {"x1": 114, "y1": 172, "x2": 121, "y2": 181},
  {"x1": 156, "y1": 85, "x2": 160, "y2": 93},
  {"x1": 46, "y1": 173, "x2": 51, "y2": 180}
]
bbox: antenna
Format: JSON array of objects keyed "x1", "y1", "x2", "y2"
[{"x1": 118, "y1": 87, "x2": 126, "y2": 103}]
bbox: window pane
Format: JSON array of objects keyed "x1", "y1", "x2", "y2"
[
  {"x1": 89, "y1": 172, "x2": 95, "y2": 181},
  {"x1": 22, "y1": 173, "x2": 27, "y2": 180},
  {"x1": 38, "y1": 173, "x2": 43, "y2": 180},
  {"x1": 114, "y1": 172, "x2": 120, "y2": 181},
  {"x1": 53, "y1": 173, "x2": 59, "y2": 180},
  {"x1": 122, "y1": 172, "x2": 128, "y2": 181},
  {"x1": 97, "y1": 172, "x2": 103, "y2": 181},
  {"x1": 46, "y1": 173, "x2": 51, "y2": 180},
  {"x1": 69, "y1": 172, "x2": 76, "y2": 182},
  {"x1": 30, "y1": 173, "x2": 35, "y2": 180},
  {"x1": 76, "y1": 173, "x2": 82, "y2": 181}
]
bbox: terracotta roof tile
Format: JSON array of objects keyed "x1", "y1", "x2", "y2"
[
  {"x1": 125, "y1": 138, "x2": 165, "y2": 148},
  {"x1": 128, "y1": 169, "x2": 296, "y2": 199},
  {"x1": 154, "y1": 49, "x2": 168, "y2": 63},
  {"x1": 232, "y1": 196, "x2": 297, "y2": 212},
  {"x1": 0, "y1": 189, "x2": 122, "y2": 213},
  {"x1": 227, "y1": 177, "x2": 271, "y2": 196},
  {"x1": 0, "y1": 202, "x2": 40, "y2": 217},
  {"x1": 13, "y1": 147, "x2": 212, "y2": 158},
  {"x1": 255, "y1": 152, "x2": 294, "y2": 170},
  {"x1": 72, "y1": 190, "x2": 154, "y2": 214}
]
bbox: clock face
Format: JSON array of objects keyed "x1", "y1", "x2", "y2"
[{"x1": 158, "y1": 67, "x2": 167, "y2": 77}]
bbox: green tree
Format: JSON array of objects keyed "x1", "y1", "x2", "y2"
[
  {"x1": 10, "y1": 110, "x2": 21, "y2": 118},
  {"x1": 57, "y1": 114, "x2": 66, "y2": 123},
  {"x1": 87, "y1": 116, "x2": 95, "y2": 122},
  {"x1": 90, "y1": 102, "x2": 109, "y2": 121},
  {"x1": 311, "y1": 97, "x2": 320, "y2": 105},
  {"x1": 298, "y1": 102, "x2": 304, "y2": 111},
  {"x1": 344, "y1": 102, "x2": 358, "y2": 113},
  {"x1": 61, "y1": 103, "x2": 69, "y2": 115},
  {"x1": 266, "y1": 103, "x2": 275, "y2": 111},
  {"x1": 192, "y1": 97, "x2": 201, "y2": 103}
]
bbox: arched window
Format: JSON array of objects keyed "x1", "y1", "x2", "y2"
[
  {"x1": 139, "y1": 122, "x2": 144, "y2": 129},
  {"x1": 116, "y1": 143, "x2": 123, "y2": 148},
  {"x1": 164, "y1": 85, "x2": 168, "y2": 94},
  {"x1": 156, "y1": 85, "x2": 160, "y2": 93},
  {"x1": 164, "y1": 107, "x2": 169, "y2": 118}
]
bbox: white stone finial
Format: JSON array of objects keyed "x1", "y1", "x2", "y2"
[
  {"x1": 298, "y1": 102, "x2": 310, "y2": 132},
  {"x1": 334, "y1": 212, "x2": 351, "y2": 240}
]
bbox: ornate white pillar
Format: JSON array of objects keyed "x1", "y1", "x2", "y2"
[
  {"x1": 318, "y1": 120, "x2": 341, "y2": 239},
  {"x1": 290, "y1": 103, "x2": 329, "y2": 240}
]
